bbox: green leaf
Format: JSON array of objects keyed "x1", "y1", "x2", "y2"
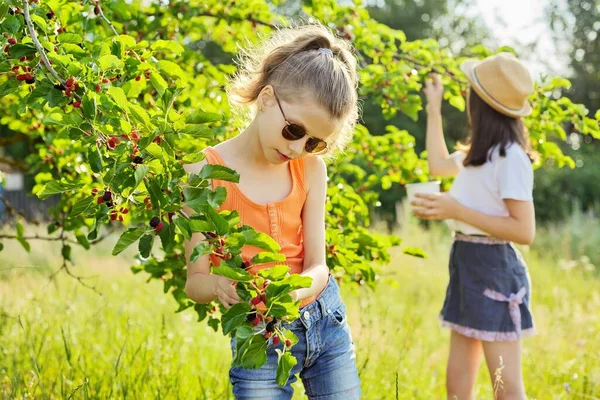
[
  {"x1": 157, "y1": 60, "x2": 187, "y2": 83},
  {"x1": 129, "y1": 103, "x2": 153, "y2": 128},
  {"x1": 448, "y1": 95, "x2": 465, "y2": 112},
  {"x1": 186, "y1": 110, "x2": 223, "y2": 124},
  {"x1": 158, "y1": 222, "x2": 175, "y2": 253},
  {"x1": 204, "y1": 206, "x2": 230, "y2": 236},
  {"x1": 87, "y1": 147, "x2": 103, "y2": 173},
  {"x1": 61, "y1": 245, "x2": 72, "y2": 261},
  {"x1": 134, "y1": 165, "x2": 149, "y2": 187},
  {"x1": 37, "y1": 181, "x2": 82, "y2": 200},
  {"x1": 199, "y1": 164, "x2": 240, "y2": 182},
  {"x1": 108, "y1": 87, "x2": 129, "y2": 112},
  {"x1": 180, "y1": 124, "x2": 213, "y2": 138},
  {"x1": 257, "y1": 264, "x2": 290, "y2": 280},
  {"x1": 149, "y1": 72, "x2": 168, "y2": 97},
  {"x1": 190, "y1": 243, "x2": 211, "y2": 262},
  {"x1": 221, "y1": 302, "x2": 252, "y2": 335},
  {"x1": 402, "y1": 246, "x2": 428, "y2": 258},
  {"x1": 69, "y1": 196, "x2": 94, "y2": 218},
  {"x1": 75, "y1": 231, "x2": 90, "y2": 250},
  {"x1": 151, "y1": 40, "x2": 185, "y2": 54},
  {"x1": 138, "y1": 234, "x2": 154, "y2": 258},
  {"x1": 276, "y1": 352, "x2": 297, "y2": 386},
  {"x1": 98, "y1": 54, "x2": 124, "y2": 71},
  {"x1": 183, "y1": 187, "x2": 209, "y2": 212},
  {"x1": 0, "y1": 79, "x2": 20, "y2": 98},
  {"x1": 82, "y1": 93, "x2": 97, "y2": 120},
  {"x1": 112, "y1": 226, "x2": 147, "y2": 255},
  {"x1": 16, "y1": 223, "x2": 30, "y2": 252},
  {"x1": 58, "y1": 33, "x2": 83, "y2": 44},
  {"x1": 208, "y1": 187, "x2": 227, "y2": 209},
  {"x1": 145, "y1": 142, "x2": 163, "y2": 160},
  {"x1": 239, "y1": 334, "x2": 268, "y2": 369},
  {"x1": 30, "y1": 14, "x2": 47, "y2": 31},
  {"x1": 8, "y1": 44, "x2": 36, "y2": 59},
  {"x1": 173, "y1": 216, "x2": 192, "y2": 240},
  {"x1": 251, "y1": 252, "x2": 286, "y2": 265},
  {"x1": 60, "y1": 43, "x2": 87, "y2": 57},
  {"x1": 242, "y1": 230, "x2": 280, "y2": 253},
  {"x1": 211, "y1": 265, "x2": 253, "y2": 282}
]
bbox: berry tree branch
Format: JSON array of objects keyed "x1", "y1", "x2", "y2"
[
  {"x1": 22, "y1": 0, "x2": 107, "y2": 143},
  {"x1": 0, "y1": 195, "x2": 41, "y2": 225},
  {"x1": 94, "y1": 1, "x2": 119, "y2": 36},
  {"x1": 0, "y1": 155, "x2": 27, "y2": 171}
]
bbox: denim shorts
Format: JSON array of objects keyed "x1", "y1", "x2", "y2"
[
  {"x1": 440, "y1": 234, "x2": 536, "y2": 342},
  {"x1": 229, "y1": 276, "x2": 362, "y2": 399}
]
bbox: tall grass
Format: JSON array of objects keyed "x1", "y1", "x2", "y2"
[{"x1": 0, "y1": 220, "x2": 599, "y2": 399}]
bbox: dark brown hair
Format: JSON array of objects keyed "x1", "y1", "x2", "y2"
[{"x1": 458, "y1": 89, "x2": 536, "y2": 166}]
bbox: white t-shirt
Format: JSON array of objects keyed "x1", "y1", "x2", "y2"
[{"x1": 446, "y1": 143, "x2": 534, "y2": 235}]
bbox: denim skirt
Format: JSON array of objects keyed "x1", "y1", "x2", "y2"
[{"x1": 440, "y1": 233, "x2": 536, "y2": 341}]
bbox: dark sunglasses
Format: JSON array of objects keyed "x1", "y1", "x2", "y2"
[{"x1": 272, "y1": 90, "x2": 328, "y2": 154}]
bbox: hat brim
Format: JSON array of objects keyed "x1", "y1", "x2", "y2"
[{"x1": 460, "y1": 59, "x2": 532, "y2": 118}]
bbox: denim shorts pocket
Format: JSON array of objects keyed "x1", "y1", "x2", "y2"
[{"x1": 329, "y1": 303, "x2": 347, "y2": 327}]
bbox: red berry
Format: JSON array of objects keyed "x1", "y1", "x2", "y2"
[
  {"x1": 118, "y1": 215, "x2": 124, "y2": 222},
  {"x1": 144, "y1": 196, "x2": 150, "y2": 204},
  {"x1": 94, "y1": 5, "x2": 100, "y2": 15},
  {"x1": 152, "y1": 136, "x2": 161, "y2": 144},
  {"x1": 54, "y1": 46, "x2": 58, "y2": 52},
  {"x1": 19, "y1": 56, "x2": 26, "y2": 62},
  {"x1": 97, "y1": 196, "x2": 104, "y2": 204},
  {"x1": 273, "y1": 335, "x2": 280, "y2": 345},
  {"x1": 16, "y1": 74, "x2": 27, "y2": 81},
  {"x1": 74, "y1": 83, "x2": 79, "y2": 91},
  {"x1": 110, "y1": 212, "x2": 117, "y2": 221},
  {"x1": 168, "y1": 212, "x2": 175, "y2": 222},
  {"x1": 96, "y1": 84, "x2": 101, "y2": 92},
  {"x1": 8, "y1": 38, "x2": 17, "y2": 45},
  {"x1": 155, "y1": 222, "x2": 164, "y2": 232},
  {"x1": 91, "y1": 188, "x2": 98, "y2": 195},
  {"x1": 14, "y1": 8, "x2": 21, "y2": 15},
  {"x1": 102, "y1": 78, "x2": 109, "y2": 83},
  {"x1": 285, "y1": 339, "x2": 292, "y2": 347},
  {"x1": 4, "y1": 45, "x2": 10, "y2": 53},
  {"x1": 65, "y1": 88, "x2": 72, "y2": 97},
  {"x1": 264, "y1": 331, "x2": 272, "y2": 339},
  {"x1": 11, "y1": 66, "x2": 19, "y2": 72},
  {"x1": 252, "y1": 317, "x2": 260, "y2": 326},
  {"x1": 65, "y1": 77, "x2": 75, "y2": 87},
  {"x1": 73, "y1": 101, "x2": 81, "y2": 108},
  {"x1": 131, "y1": 131, "x2": 140, "y2": 140},
  {"x1": 121, "y1": 208, "x2": 129, "y2": 214},
  {"x1": 135, "y1": 75, "x2": 141, "y2": 81},
  {"x1": 251, "y1": 296, "x2": 261, "y2": 305}
]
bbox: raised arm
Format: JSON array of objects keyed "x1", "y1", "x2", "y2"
[{"x1": 424, "y1": 74, "x2": 461, "y2": 177}]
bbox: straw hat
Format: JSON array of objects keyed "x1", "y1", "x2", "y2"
[{"x1": 461, "y1": 52, "x2": 534, "y2": 118}]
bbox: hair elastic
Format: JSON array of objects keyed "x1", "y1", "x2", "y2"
[{"x1": 317, "y1": 48, "x2": 334, "y2": 57}]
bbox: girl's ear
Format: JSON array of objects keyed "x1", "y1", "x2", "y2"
[{"x1": 257, "y1": 85, "x2": 275, "y2": 110}]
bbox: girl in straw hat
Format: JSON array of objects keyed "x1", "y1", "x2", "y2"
[{"x1": 412, "y1": 53, "x2": 537, "y2": 399}]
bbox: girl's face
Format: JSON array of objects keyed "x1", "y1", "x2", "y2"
[{"x1": 256, "y1": 86, "x2": 341, "y2": 164}]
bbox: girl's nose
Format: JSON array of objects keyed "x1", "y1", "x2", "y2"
[{"x1": 288, "y1": 136, "x2": 308, "y2": 155}]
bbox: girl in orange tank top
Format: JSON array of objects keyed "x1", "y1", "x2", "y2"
[{"x1": 183, "y1": 25, "x2": 362, "y2": 399}]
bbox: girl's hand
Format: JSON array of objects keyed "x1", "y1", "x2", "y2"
[
  {"x1": 411, "y1": 192, "x2": 461, "y2": 220},
  {"x1": 424, "y1": 74, "x2": 444, "y2": 114},
  {"x1": 214, "y1": 275, "x2": 242, "y2": 309}
]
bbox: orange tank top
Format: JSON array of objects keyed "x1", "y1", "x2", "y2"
[{"x1": 204, "y1": 147, "x2": 317, "y2": 307}]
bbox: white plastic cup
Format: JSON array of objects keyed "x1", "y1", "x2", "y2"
[{"x1": 405, "y1": 181, "x2": 441, "y2": 210}]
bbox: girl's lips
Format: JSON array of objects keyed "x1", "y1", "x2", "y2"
[{"x1": 277, "y1": 150, "x2": 291, "y2": 161}]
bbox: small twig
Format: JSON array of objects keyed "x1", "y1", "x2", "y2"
[
  {"x1": 196, "y1": 11, "x2": 277, "y2": 30},
  {"x1": 0, "y1": 195, "x2": 41, "y2": 225},
  {"x1": 0, "y1": 155, "x2": 27, "y2": 171},
  {"x1": 0, "y1": 133, "x2": 29, "y2": 146},
  {"x1": 95, "y1": 1, "x2": 119, "y2": 36},
  {"x1": 22, "y1": 1, "x2": 65, "y2": 86}
]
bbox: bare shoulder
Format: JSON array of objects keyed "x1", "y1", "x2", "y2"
[
  {"x1": 183, "y1": 156, "x2": 209, "y2": 175},
  {"x1": 303, "y1": 155, "x2": 327, "y2": 191}
]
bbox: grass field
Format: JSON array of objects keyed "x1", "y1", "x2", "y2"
[{"x1": 1, "y1": 221, "x2": 599, "y2": 399}]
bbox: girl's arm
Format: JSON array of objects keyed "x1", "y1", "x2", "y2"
[
  {"x1": 182, "y1": 160, "x2": 241, "y2": 307},
  {"x1": 424, "y1": 74, "x2": 461, "y2": 177},
  {"x1": 412, "y1": 193, "x2": 535, "y2": 245},
  {"x1": 292, "y1": 156, "x2": 330, "y2": 301}
]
